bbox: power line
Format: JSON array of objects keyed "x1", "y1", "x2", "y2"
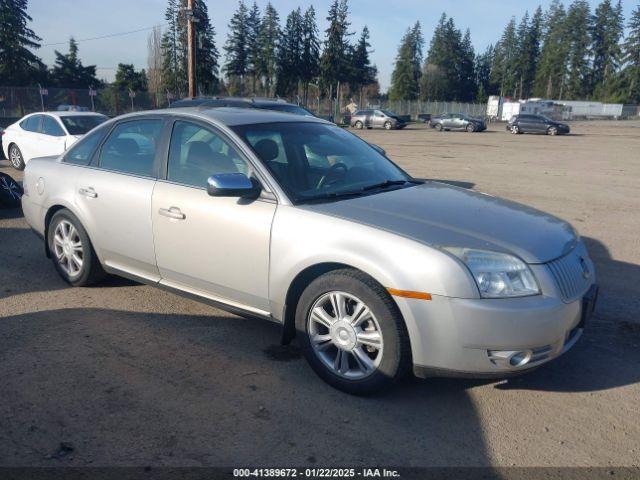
[{"x1": 41, "y1": 24, "x2": 167, "y2": 47}]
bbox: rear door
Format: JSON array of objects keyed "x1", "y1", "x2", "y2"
[
  {"x1": 39, "y1": 115, "x2": 68, "y2": 157},
  {"x1": 373, "y1": 110, "x2": 386, "y2": 128},
  {"x1": 74, "y1": 118, "x2": 166, "y2": 281}
]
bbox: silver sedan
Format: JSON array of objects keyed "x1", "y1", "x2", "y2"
[{"x1": 21, "y1": 108, "x2": 598, "y2": 395}]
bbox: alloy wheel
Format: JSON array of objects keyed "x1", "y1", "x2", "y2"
[
  {"x1": 511, "y1": 125, "x2": 519, "y2": 134},
  {"x1": 0, "y1": 175, "x2": 22, "y2": 202},
  {"x1": 9, "y1": 146, "x2": 23, "y2": 169},
  {"x1": 307, "y1": 291, "x2": 384, "y2": 380},
  {"x1": 52, "y1": 220, "x2": 84, "y2": 278}
]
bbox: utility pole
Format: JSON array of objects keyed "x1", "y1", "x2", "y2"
[{"x1": 186, "y1": 0, "x2": 196, "y2": 98}]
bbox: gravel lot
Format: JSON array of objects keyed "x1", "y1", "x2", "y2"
[{"x1": 0, "y1": 121, "x2": 638, "y2": 468}]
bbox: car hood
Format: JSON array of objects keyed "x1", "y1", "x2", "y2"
[{"x1": 301, "y1": 182, "x2": 577, "y2": 264}]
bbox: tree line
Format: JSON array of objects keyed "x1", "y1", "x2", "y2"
[
  {"x1": 391, "y1": 0, "x2": 640, "y2": 104},
  {"x1": 1, "y1": 0, "x2": 639, "y2": 106}
]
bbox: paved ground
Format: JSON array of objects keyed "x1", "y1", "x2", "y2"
[{"x1": 0, "y1": 121, "x2": 638, "y2": 467}]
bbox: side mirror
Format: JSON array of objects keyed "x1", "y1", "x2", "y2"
[
  {"x1": 207, "y1": 173, "x2": 262, "y2": 199},
  {"x1": 369, "y1": 143, "x2": 386, "y2": 156}
]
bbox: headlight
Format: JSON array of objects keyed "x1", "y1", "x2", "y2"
[{"x1": 444, "y1": 248, "x2": 540, "y2": 298}]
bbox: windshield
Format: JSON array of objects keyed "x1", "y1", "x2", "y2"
[
  {"x1": 233, "y1": 122, "x2": 413, "y2": 203},
  {"x1": 61, "y1": 115, "x2": 108, "y2": 135},
  {"x1": 258, "y1": 104, "x2": 313, "y2": 116}
]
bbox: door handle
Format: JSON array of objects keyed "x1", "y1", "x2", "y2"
[
  {"x1": 78, "y1": 187, "x2": 98, "y2": 198},
  {"x1": 158, "y1": 206, "x2": 186, "y2": 220}
]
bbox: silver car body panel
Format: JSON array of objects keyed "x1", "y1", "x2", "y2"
[{"x1": 21, "y1": 107, "x2": 596, "y2": 376}]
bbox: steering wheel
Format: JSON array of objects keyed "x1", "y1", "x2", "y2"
[{"x1": 317, "y1": 162, "x2": 348, "y2": 189}]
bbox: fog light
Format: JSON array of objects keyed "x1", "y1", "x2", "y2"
[{"x1": 509, "y1": 350, "x2": 532, "y2": 367}]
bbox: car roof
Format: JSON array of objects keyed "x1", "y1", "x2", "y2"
[
  {"x1": 119, "y1": 106, "x2": 329, "y2": 127},
  {"x1": 23, "y1": 111, "x2": 106, "y2": 118}
]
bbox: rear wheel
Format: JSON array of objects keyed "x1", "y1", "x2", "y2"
[
  {"x1": 0, "y1": 172, "x2": 23, "y2": 208},
  {"x1": 295, "y1": 269, "x2": 411, "y2": 395},
  {"x1": 9, "y1": 144, "x2": 25, "y2": 171},
  {"x1": 354, "y1": 121, "x2": 364, "y2": 130},
  {"x1": 48, "y1": 210, "x2": 106, "y2": 287}
]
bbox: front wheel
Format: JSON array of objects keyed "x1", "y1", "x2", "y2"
[
  {"x1": 466, "y1": 123, "x2": 476, "y2": 133},
  {"x1": 547, "y1": 126, "x2": 558, "y2": 136},
  {"x1": 384, "y1": 121, "x2": 393, "y2": 130},
  {"x1": 354, "y1": 121, "x2": 364, "y2": 130},
  {"x1": 48, "y1": 210, "x2": 106, "y2": 287},
  {"x1": 9, "y1": 144, "x2": 25, "y2": 171},
  {"x1": 434, "y1": 123, "x2": 443, "y2": 132},
  {"x1": 295, "y1": 269, "x2": 411, "y2": 395},
  {"x1": 510, "y1": 125, "x2": 520, "y2": 134}
]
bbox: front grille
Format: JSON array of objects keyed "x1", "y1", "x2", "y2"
[{"x1": 546, "y1": 246, "x2": 592, "y2": 302}]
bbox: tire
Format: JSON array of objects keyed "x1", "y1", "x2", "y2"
[
  {"x1": 547, "y1": 126, "x2": 558, "y2": 136},
  {"x1": 9, "y1": 144, "x2": 25, "y2": 171},
  {"x1": 354, "y1": 121, "x2": 364, "y2": 130},
  {"x1": 466, "y1": 123, "x2": 476, "y2": 133},
  {"x1": 295, "y1": 269, "x2": 411, "y2": 395},
  {"x1": 0, "y1": 172, "x2": 23, "y2": 208},
  {"x1": 384, "y1": 121, "x2": 393, "y2": 130},
  {"x1": 511, "y1": 125, "x2": 520, "y2": 135},
  {"x1": 47, "y1": 209, "x2": 106, "y2": 287},
  {"x1": 434, "y1": 123, "x2": 443, "y2": 132}
]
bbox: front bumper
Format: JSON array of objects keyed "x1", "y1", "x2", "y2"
[{"x1": 394, "y1": 284, "x2": 596, "y2": 378}]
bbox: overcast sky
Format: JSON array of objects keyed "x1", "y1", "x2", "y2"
[{"x1": 29, "y1": 0, "x2": 638, "y2": 91}]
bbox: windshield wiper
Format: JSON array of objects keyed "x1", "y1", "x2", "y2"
[
  {"x1": 361, "y1": 179, "x2": 414, "y2": 191},
  {"x1": 298, "y1": 179, "x2": 421, "y2": 204}
]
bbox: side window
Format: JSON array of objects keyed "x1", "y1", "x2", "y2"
[
  {"x1": 64, "y1": 127, "x2": 106, "y2": 166},
  {"x1": 374, "y1": 110, "x2": 384, "y2": 117},
  {"x1": 21, "y1": 115, "x2": 42, "y2": 133},
  {"x1": 167, "y1": 121, "x2": 249, "y2": 188},
  {"x1": 42, "y1": 116, "x2": 65, "y2": 136},
  {"x1": 98, "y1": 119, "x2": 163, "y2": 177}
]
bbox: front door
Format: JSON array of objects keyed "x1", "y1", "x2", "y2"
[
  {"x1": 152, "y1": 120, "x2": 276, "y2": 313},
  {"x1": 74, "y1": 118, "x2": 164, "y2": 281}
]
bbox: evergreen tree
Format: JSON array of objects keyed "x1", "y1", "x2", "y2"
[
  {"x1": 194, "y1": 0, "x2": 220, "y2": 95},
  {"x1": 459, "y1": 29, "x2": 477, "y2": 102},
  {"x1": 409, "y1": 21, "x2": 424, "y2": 94},
  {"x1": 161, "y1": 0, "x2": 185, "y2": 96},
  {"x1": 320, "y1": 0, "x2": 352, "y2": 99},
  {"x1": 275, "y1": 8, "x2": 303, "y2": 97},
  {"x1": 492, "y1": 17, "x2": 519, "y2": 97},
  {"x1": 564, "y1": 0, "x2": 592, "y2": 99},
  {"x1": 475, "y1": 45, "x2": 495, "y2": 102},
  {"x1": 534, "y1": 0, "x2": 570, "y2": 98},
  {"x1": 591, "y1": 0, "x2": 625, "y2": 100},
  {"x1": 349, "y1": 26, "x2": 377, "y2": 101},
  {"x1": 224, "y1": 0, "x2": 250, "y2": 95},
  {"x1": 50, "y1": 38, "x2": 101, "y2": 88},
  {"x1": 300, "y1": 6, "x2": 321, "y2": 104},
  {"x1": 420, "y1": 14, "x2": 449, "y2": 100},
  {"x1": 0, "y1": 0, "x2": 46, "y2": 86},
  {"x1": 246, "y1": 2, "x2": 262, "y2": 94},
  {"x1": 114, "y1": 64, "x2": 148, "y2": 91},
  {"x1": 257, "y1": 2, "x2": 280, "y2": 96},
  {"x1": 389, "y1": 28, "x2": 419, "y2": 100},
  {"x1": 622, "y1": 4, "x2": 640, "y2": 103},
  {"x1": 514, "y1": 9, "x2": 542, "y2": 99}
]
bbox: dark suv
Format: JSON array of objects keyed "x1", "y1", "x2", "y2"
[
  {"x1": 507, "y1": 114, "x2": 570, "y2": 135},
  {"x1": 169, "y1": 97, "x2": 315, "y2": 117}
]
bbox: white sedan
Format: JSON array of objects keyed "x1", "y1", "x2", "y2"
[{"x1": 2, "y1": 112, "x2": 108, "y2": 170}]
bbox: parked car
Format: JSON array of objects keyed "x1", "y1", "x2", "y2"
[
  {"x1": 350, "y1": 109, "x2": 407, "y2": 130},
  {"x1": 0, "y1": 172, "x2": 23, "y2": 208},
  {"x1": 2, "y1": 112, "x2": 108, "y2": 170},
  {"x1": 507, "y1": 114, "x2": 570, "y2": 135},
  {"x1": 417, "y1": 113, "x2": 432, "y2": 124},
  {"x1": 171, "y1": 97, "x2": 316, "y2": 117},
  {"x1": 430, "y1": 113, "x2": 487, "y2": 132},
  {"x1": 21, "y1": 107, "x2": 597, "y2": 395}
]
